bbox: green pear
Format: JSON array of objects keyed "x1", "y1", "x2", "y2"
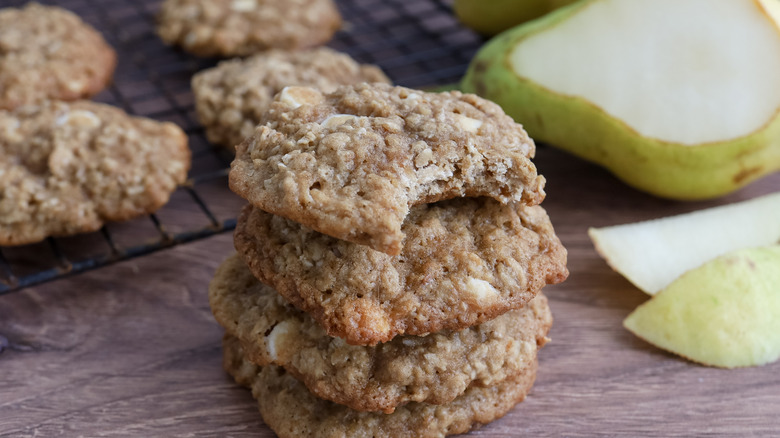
[
  {"x1": 589, "y1": 191, "x2": 780, "y2": 295},
  {"x1": 453, "y1": 0, "x2": 579, "y2": 36},
  {"x1": 624, "y1": 246, "x2": 780, "y2": 368},
  {"x1": 461, "y1": 0, "x2": 780, "y2": 200}
]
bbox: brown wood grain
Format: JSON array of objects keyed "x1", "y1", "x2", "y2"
[{"x1": 1, "y1": 147, "x2": 779, "y2": 437}]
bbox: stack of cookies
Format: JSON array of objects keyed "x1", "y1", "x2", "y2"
[{"x1": 209, "y1": 82, "x2": 568, "y2": 437}]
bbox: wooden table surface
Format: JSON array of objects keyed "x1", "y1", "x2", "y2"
[{"x1": 1, "y1": 147, "x2": 779, "y2": 437}]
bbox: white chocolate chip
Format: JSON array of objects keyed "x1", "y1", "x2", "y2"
[
  {"x1": 64, "y1": 80, "x2": 86, "y2": 92},
  {"x1": 126, "y1": 185, "x2": 145, "y2": 196},
  {"x1": 414, "y1": 148, "x2": 433, "y2": 168},
  {"x1": 0, "y1": 119, "x2": 21, "y2": 142},
  {"x1": 404, "y1": 93, "x2": 420, "y2": 100},
  {"x1": 266, "y1": 320, "x2": 295, "y2": 361},
  {"x1": 278, "y1": 86, "x2": 323, "y2": 109},
  {"x1": 45, "y1": 41, "x2": 62, "y2": 55},
  {"x1": 467, "y1": 278, "x2": 498, "y2": 302},
  {"x1": 230, "y1": 0, "x2": 257, "y2": 11},
  {"x1": 456, "y1": 114, "x2": 483, "y2": 133},
  {"x1": 278, "y1": 87, "x2": 303, "y2": 109},
  {"x1": 320, "y1": 114, "x2": 357, "y2": 129},
  {"x1": 55, "y1": 110, "x2": 101, "y2": 128}
]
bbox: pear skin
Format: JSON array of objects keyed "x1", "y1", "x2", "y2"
[
  {"x1": 453, "y1": 0, "x2": 577, "y2": 36},
  {"x1": 624, "y1": 246, "x2": 780, "y2": 368},
  {"x1": 461, "y1": 0, "x2": 780, "y2": 200}
]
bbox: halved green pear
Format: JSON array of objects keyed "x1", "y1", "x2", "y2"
[
  {"x1": 624, "y1": 246, "x2": 780, "y2": 368},
  {"x1": 453, "y1": 0, "x2": 578, "y2": 36},
  {"x1": 589, "y1": 191, "x2": 780, "y2": 295},
  {"x1": 462, "y1": 0, "x2": 780, "y2": 199}
]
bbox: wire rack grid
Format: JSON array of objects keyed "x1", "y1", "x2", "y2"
[{"x1": 0, "y1": 0, "x2": 484, "y2": 295}]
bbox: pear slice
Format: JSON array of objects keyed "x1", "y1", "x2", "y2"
[
  {"x1": 462, "y1": 0, "x2": 780, "y2": 199},
  {"x1": 588, "y1": 192, "x2": 780, "y2": 295},
  {"x1": 624, "y1": 246, "x2": 780, "y2": 368},
  {"x1": 453, "y1": 0, "x2": 578, "y2": 36}
]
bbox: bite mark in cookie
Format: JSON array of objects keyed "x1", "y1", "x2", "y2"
[{"x1": 229, "y1": 83, "x2": 547, "y2": 255}]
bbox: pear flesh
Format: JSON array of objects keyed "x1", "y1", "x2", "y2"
[
  {"x1": 462, "y1": 0, "x2": 780, "y2": 199},
  {"x1": 589, "y1": 192, "x2": 780, "y2": 295},
  {"x1": 510, "y1": 0, "x2": 780, "y2": 145},
  {"x1": 624, "y1": 246, "x2": 780, "y2": 369}
]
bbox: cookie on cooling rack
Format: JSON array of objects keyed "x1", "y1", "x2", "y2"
[
  {"x1": 192, "y1": 48, "x2": 390, "y2": 149},
  {"x1": 210, "y1": 253, "x2": 552, "y2": 413},
  {"x1": 234, "y1": 198, "x2": 568, "y2": 346},
  {"x1": 157, "y1": 0, "x2": 342, "y2": 57},
  {"x1": 0, "y1": 101, "x2": 191, "y2": 246},
  {"x1": 223, "y1": 334, "x2": 538, "y2": 438},
  {"x1": 0, "y1": 3, "x2": 116, "y2": 110},
  {"x1": 229, "y1": 83, "x2": 547, "y2": 256}
]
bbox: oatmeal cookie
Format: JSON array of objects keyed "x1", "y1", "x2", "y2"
[
  {"x1": 210, "y1": 253, "x2": 552, "y2": 413},
  {"x1": 234, "y1": 198, "x2": 567, "y2": 345},
  {"x1": 156, "y1": 0, "x2": 342, "y2": 57},
  {"x1": 230, "y1": 83, "x2": 546, "y2": 255},
  {"x1": 0, "y1": 101, "x2": 190, "y2": 246},
  {"x1": 223, "y1": 335, "x2": 538, "y2": 438},
  {"x1": 192, "y1": 48, "x2": 390, "y2": 149},
  {"x1": 0, "y1": 3, "x2": 116, "y2": 110}
]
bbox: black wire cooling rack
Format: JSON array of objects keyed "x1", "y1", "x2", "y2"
[{"x1": 0, "y1": 0, "x2": 484, "y2": 294}]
